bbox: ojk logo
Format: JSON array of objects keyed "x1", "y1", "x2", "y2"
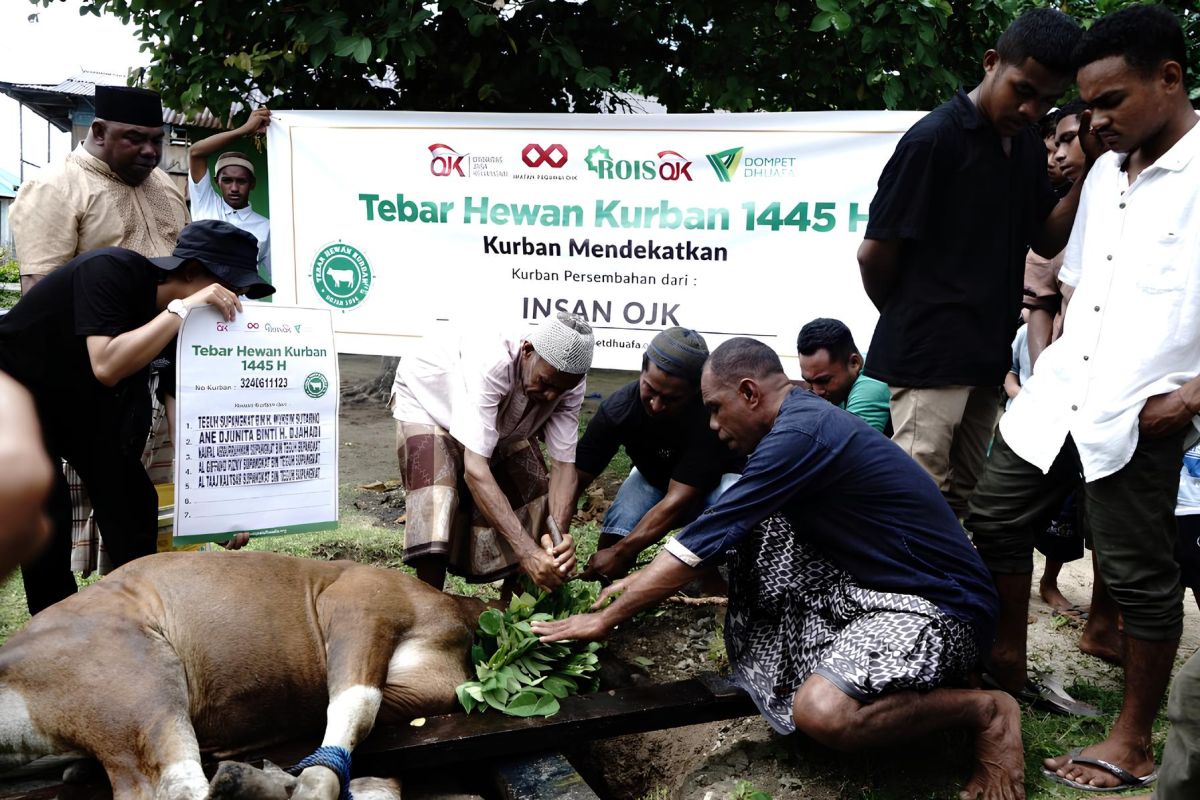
[
  {"x1": 428, "y1": 144, "x2": 466, "y2": 177},
  {"x1": 522, "y1": 143, "x2": 568, "y2": 168},
  {"x1": 312, "y1": 242, "x2": 373, "y2": 309}
]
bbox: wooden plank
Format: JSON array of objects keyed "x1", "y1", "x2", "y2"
[
  {"x1": 0, "y1": 674, "x2": 754, "y2": 800},
  {"x1": 491, "y1": 752, "x2": 599, "y2": 800},
  {"x1": 345, "y1": 673, "x2": 754, "y2": 774}
]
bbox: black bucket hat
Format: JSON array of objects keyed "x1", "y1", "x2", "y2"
[{"x1": 151, "y1": 220, "x2": 275, "y2": 299}]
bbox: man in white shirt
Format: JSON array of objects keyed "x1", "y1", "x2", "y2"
[
  {"x1": 391, "y1": 313, "x2": 591, "y2": 592},
  {"x1": 188, "y1": 108, "x2": 271, "y2": 280},
  {"x1": 964, "y1": 5, "x2": 1200, "y2": 792}
]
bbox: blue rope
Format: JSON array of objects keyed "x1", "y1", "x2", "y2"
[{"x1": 288, "y1": 745, "x2": 353, "y2": 800}]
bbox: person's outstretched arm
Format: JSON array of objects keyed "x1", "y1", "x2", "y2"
[{"x1": 189, "y1": 108, "x2": 271, "y2": 183}]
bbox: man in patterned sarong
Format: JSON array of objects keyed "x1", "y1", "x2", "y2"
[
  {"x1": 391, "y1": 313, "x2": 593, "y2": 592},
  {"x1": 535, "y1": 338, "x2": 1024, "y2": 800}
]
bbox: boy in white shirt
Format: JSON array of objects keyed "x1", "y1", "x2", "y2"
[{"x1": 188, "y1": 108, "x2": 271, "y2": 280}]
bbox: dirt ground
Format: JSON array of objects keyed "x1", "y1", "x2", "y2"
[{"x1": 337, "y1": 355, "x2": 1200, "y2": 800}]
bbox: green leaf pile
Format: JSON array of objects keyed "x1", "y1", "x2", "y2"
[{"x1": 455, "y1": 579, "x2": 602, "y2": 718}]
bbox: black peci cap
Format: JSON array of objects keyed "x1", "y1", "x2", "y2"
[{"x1": 94, "y1": 86, "x2": 163, "y2": 128}]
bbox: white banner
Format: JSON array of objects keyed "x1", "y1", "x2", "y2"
[
  {"x1": 173, "y1": 304, "x2": 339, "y2": 542},
  {"x1": 267, "y1": 110, "x2": 923, "y2": 370}
]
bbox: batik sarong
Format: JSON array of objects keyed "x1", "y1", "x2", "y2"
[{"x1": 724, "y1": 515, "x2": 979, "y2": 734}]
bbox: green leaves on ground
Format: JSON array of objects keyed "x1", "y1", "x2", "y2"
[{"x1": 456, "y1": 578, "x2": 602, "y2": 718}]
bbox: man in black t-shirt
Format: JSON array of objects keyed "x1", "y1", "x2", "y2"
[
  {"x1": 857, "y1": 8, "x2": 1087, "y2": 517},
  {"x1": 574, "y1": 328, "x2": 742, "y2": 582},
  {"x1": 0, "y1": 220, "x2": 273, "y2": 613}
]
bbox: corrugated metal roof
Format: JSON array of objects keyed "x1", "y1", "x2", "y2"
[
  {"x1": 0, "y1": 167, "x2": 19, "y2": 199},
  {"x1": 2, "y1": 70, "x2": 226, "y2": 130},
  {"x1": 8, "y1": 70, "x2": 127, "y2": 96}
]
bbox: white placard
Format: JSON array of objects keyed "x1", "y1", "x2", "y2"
[
  {"x1": 266, "y1": 110, "x2": 925, "y2": 371},
  {"x1": 173, "y1": 304, "x2": 339, "y2": 541}
]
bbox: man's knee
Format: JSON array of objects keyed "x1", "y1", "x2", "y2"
[
  {"x1": 601, "y1": 469, "x2": 662, "y2": 536},
  {"x1": 791, "y1": 674, "x2": 861, "y2": 751}
]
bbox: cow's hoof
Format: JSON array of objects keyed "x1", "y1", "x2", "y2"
[
  {"x1": 291, "y1": 765, "x2": 341, "y2": 800},
  {"x1": 208, "y1": 761, "x2": 292, "y2": 800},
  {"x1": 347, "y1": 776, "x2": 403, "y2": 800}
]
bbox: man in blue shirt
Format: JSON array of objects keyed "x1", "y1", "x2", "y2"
[{"x1": 535, "y1": 338, "x2": 1015, "y2": 800}]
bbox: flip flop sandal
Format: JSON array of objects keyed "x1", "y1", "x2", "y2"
[
  {"x1": 980, "y1": 672, "x2": 1102, "y2": 717},
  {"x1": 1051, "y1": 604, "x2": 1090, "y2": 623},
  {"x1": 1042, "y1": 746, "x2": 1158, "y2": 792}
]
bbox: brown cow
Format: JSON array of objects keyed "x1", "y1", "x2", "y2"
[{"x1": 0, "y1": 550, "x2": 485, "y2": 800}]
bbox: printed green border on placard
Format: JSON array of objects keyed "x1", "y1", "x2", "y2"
[{"x1": 170, "y1": 519, "x2": 338, "y2": 545}]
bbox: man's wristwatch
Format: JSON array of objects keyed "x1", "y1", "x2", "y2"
[{"x1": 167, "y1": 299, "x2": 189, "y2": 320}]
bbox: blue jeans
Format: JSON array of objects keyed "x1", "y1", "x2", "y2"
[{"x1": 601, "y1": 468, "x2": 740, "y2": 537}]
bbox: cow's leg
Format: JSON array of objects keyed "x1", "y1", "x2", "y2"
[
  {"x1": 98, "y1": 684, "x2": 209, "y2": 800},
  {"x1": 4, "y1": 628, "x2": 209, "y2": 800},
  {"x1": 290, "y1": 595, "x2": 399, "y2": 800}
]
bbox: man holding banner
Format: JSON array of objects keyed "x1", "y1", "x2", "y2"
[
  {"x1": 0, "y1": 220, "x2": 273, "y2": 613},
  {"x1": 391, "y1": 312, "x2": 592, "y2": 592}
]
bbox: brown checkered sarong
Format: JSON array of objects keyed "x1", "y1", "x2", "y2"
[{"x1": 396, "y1": 420, "x2": 549, "y2": 582}]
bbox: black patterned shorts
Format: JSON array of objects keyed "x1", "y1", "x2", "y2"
[{"x1": 725, "y1": 515, "x2": 979, "y2": 734}]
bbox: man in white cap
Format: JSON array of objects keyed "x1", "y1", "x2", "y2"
[
  {"x1": 187, "y1": 107, "x2": 272, "y2": 281},
  {"x1": 11, "y1": 85, "x2": 187, "y2": 293},
  {"x1": 391, "y1": 312, "x2": 593, "y2": 592}
]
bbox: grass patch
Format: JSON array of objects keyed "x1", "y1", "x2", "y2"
[{"x1": 0, "y1": 289, "x2": 19, "y2": 309}]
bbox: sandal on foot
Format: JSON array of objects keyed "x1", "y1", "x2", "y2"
[
  {"x1": 1052, "y1": 604, "x2": 1090, "y2": 623},
  {"x1": 1041, "y1": 747, "x2": 1157, "y2": 792}
]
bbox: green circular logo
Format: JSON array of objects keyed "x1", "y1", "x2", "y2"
[
  {"x1": 304, "y1": 372, "x2": 329, "y2": 398},
  {"x1": 312, "y1": 242, "x2": 372, "y2": 309}
]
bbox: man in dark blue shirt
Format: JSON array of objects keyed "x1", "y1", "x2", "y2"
[{"x1": 535, "y1": 339, "x2": 1016, "y2": 800}]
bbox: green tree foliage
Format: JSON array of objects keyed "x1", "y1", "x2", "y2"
[
  {"x1": 38, "y1": 0, "x2": 1199, "y2": 118},
  {"x1": 1039, "y1": 1, "x2": 1200, "y2": 100}
]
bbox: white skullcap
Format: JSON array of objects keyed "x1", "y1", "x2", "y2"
[{"x1": 528, "y1": 312, "x2": 594, "y2": 375}]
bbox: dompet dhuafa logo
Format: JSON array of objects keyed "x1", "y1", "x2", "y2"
[
  {"x1": 312, "y1": 242, "x2": 372, "y2": 309},
  {"x1": 706, "y1": 147, "x2": 744, "y2": 182}
]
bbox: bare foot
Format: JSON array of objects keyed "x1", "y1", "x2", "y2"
[
  {"x1": 959, "y1": 691, "x2": 1025, "y2": 800},
  {"x1": 1043, "y1": 739, "x2": 1155, "y2": 790},
  {"x1": 1078, "y1": 628, "x2": 1124, "y2": 666},
  {"x1": 1039, "y1": 582, "x2": 1079, "y2": 616}
]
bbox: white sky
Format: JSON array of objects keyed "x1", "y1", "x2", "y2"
[{"x1": 0, "y1": 0, "x2": 148, "y2": 180}]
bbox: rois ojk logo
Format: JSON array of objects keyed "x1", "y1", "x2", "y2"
[
  {"x1": 585, "y1": 146, "x2": 693, "y2": 181},
  {"x1": 312, "y1": 242, "x2": 372, "y2": 309},
  {"x1": 304, "y1": 372, "x2": 330, "y2": 399}
]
